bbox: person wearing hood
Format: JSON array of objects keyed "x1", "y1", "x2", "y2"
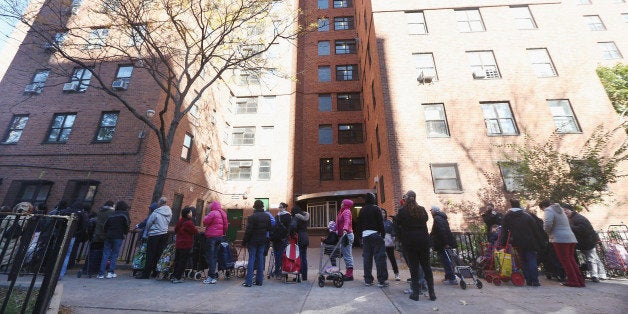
[
  {"x1": 429, "y1": 205, "x2": 458, "y2": 285},
  {"x1": 92, "y1": 201, "x2": 115, "y2": 250},
  {"x1": 242, "y1": 200, "x2": 271, "y2": 287},
  {"x1": 271, "y1": 202, "x2": 292, "y2": 278},
  {"x1": 563, "y1": 205, "x2": 606, "y2": 282},
  {"x1": 136, "y1": 202, "x2": 159, "y2": 239},
  {"x1": 336, "y1": 199, "x2": 355, "y2": 281},
  {"x1": 137, "y1": 196, "x2": 172, "y2": 279},
  {"x1": 500, "y1": 199, "x2": 544, "y2": 286},
  {"x1": 291, "y1": 205, "x2": 310, "y2": 281},
  {"x1": 542, "y1": 200, "x2": 585, "y2": 287},
  {"x1": 358, "y1": 192, "x2": 388, "y2": 287},
  {"x1": 202, "y1": 201, "x2": 228, "y2": 284},
  {"x1": 98, "y1": 200, "x2": 130, "y2": 279}
]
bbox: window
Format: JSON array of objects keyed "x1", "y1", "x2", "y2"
[
  {"x1": 337, "y1": 92, "x2": 361, "y2": 111},
  {"x1": 318, "y1": 41, "x2": 330, "y2": 55},
  {"x1": 115, "y1": 65, "x2": 133, "y2": 84},
  {"x1": 231, "y1": 127, "x2": 255, "y2": 145},
  {"x1": 511, "y1": 6, "x2": 537, "y2": 29},
  {"x1": 318, "y1": 66, "x2": 331, "y2": 82},
  {"x1": 335, "y1": 40, "x2": 356, "y2": 54},
  {"x1": 336, "y1": 64, "x2": 357, "y2": 81},
  {"x1": 376, "y1": 125, "x2": 381, "y2": 156},
  {"x1": 481, "y1": 102, "x2": 518, "y2": 135},
  {"x1": 467, "y1": 51, "x2": 500, "y2": 79},
  {"x1": 623, "y1": 13, "x2": 628, "y2": 23},
  {"x1": 258, "y1": 159, "x2": 271, "y2": 180},
  {"x1": 181, "y1": 133, "x2": 193, "y2": 161},
  {"x1": 47, "y1": 113, "x2": 76, "y2": 143},
  {"x1": 406, "y1": 11, "x2": 428, "y2": 34},
  {"x1": 69, "y1": 67, "x2": 93, "y2": 92},
  {"x1": 334, "y1": 16, "x2": 354, "y2": 30},
  {"x1": 239, "y1": 70, "x2": 260, "y2": 85},
  {"x1": 338, "y1": 123, "x2": 363, "y2": 144},
  {"x1": 318, "y1": 18, "x2": 329, "y2": 31},
  {"x1": 128, "y1": 24, "x2": 147, "y2": 46},
  {"x1": 320, "y1": 158, "x2": 334, "y2": 180},
  {"x1": 527, "y1": 48, "x2": 557, "y2": 77},
  {"x1": 339, "y1": 157, "x2": 366, "y2": 180},
  {"x1": 430, "y1": 164, "x2": 462, "y2": 193},
  {"x1": 64, "y1": 180, "x2": 99, "y2": 209},
  {"x1": 3, "y1": 115, "x2": 29, "y2": 144},
  {"x1": 25, "y1": 69, "x2": 49, "y2": 94},
  {"x1": 333, "y1": 0, "x2": 351, "y2": 8},
  {"x1": 547, "y1": 99, "x2": 581, "y2": 133},
  {"x1": 95, "y1": 111, "x2": 119, "y2": 142},
  {"x1": 319, "y1": 124, "x2": 332, "y2": 144},
  {"x1": 422, "y1": 104, "x2": 450, "y2": 137},
  {"x1": 318, "y1": 0, "x2": 328, "y2": 9},
  {"x1": 456, "y1": 9, "x2": 485, "y2": 32},
  {"x1": 228, "y1": 160, "x2": 252, "y2": 180},
  {"x1": 499, "y1": 162, "x2": 523, "y2": 192},
  {"x1": 318, "y1": 94, "x2": 332, "y2": 111},
  {"x1": 413, "y1": 53, "x2": 437, "y2": 81},
  {"x1": 15, "y1": 181, "x2": 53, "y2": 206},
  {"x1": 86, "y1": 28, "x2": 109, "y2": 49},
  {"x1": 236, "y1": 97, "x2": 258, "y2": 114},
  {"x1": 307, "y1": 201, "x2": 337, "y2": 228},
  {"x1": 47, "y1": 32, "x2": 67, "y2": 49},
  {"x1": 584, "y1": 15, "x2": 606, "y2": 31},
  {"x1": 598, "y1": 42, "x2": 622, "y2": 59}
]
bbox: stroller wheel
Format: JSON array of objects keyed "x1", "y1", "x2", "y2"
[
  {"x1": 511, "y1": 272, "x2": 525, "y2": 286},
  {"x1": 225, "y1": 269, "x2": 232, "y2": 279},
  {"x1": 195, "y1": 272, "x2": 203, "y2": 280},
  {"x1": 459, "y1": 280, "x2": 467, "y2": 290},
  {"x1": 333, "y1": 277, "x2": 344, "y2": 288},
  {"x1": 318, "y1": 275, "x2": 325, "y2": 287},
  {"x1": 236, "y1": 266, "x2": 246, "y2": 278},
  {"x1": 493, "y1": 277, "x2": 502, "y2": 286},
  {"x1": 476, "y1": 279, "x2": 483, "y2": 289}
]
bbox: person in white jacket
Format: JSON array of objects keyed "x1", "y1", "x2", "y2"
[{"x1": 136, "y1": 196, "x2": 172, "y2": 279}]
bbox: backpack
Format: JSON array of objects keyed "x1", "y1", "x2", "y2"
[{"x1": 271, "y1": 214, "x2": 289, "y2": 241}]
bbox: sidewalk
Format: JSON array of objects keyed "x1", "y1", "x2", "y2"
[{"x1": 57, "y1": 247, "x2": 628, "y2": 313}]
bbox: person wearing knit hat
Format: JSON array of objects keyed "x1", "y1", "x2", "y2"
[
  {"x1": 242, "y1": 199, "x2": 271, "y2": 287},
  {"x1": 336, "y1": 199, "x2": 355, "y2": 281},
  {"x1": 429, "y1": 205, "x2": 458, "y2": 285}
]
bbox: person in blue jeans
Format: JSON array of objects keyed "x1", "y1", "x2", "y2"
[
  {"x1": 98, "y1": 201, "x2": 130, "y2": 279},
  {"x1": 242, "y1": 200, "x2": 271, "y2": 287},
  {"x1": 202, "y1": 201, "x2": 228, "y2": 284}
]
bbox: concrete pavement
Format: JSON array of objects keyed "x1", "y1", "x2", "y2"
[{"x1": 56, "y1": 247, "x2": 628, "y2": 313}]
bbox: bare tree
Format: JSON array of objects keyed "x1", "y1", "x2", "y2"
[{"x1": 2, "y1": 0, "x2": 306, "y2": 201}]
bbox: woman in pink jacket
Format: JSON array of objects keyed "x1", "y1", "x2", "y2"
[
  {"x1": 202, "y1": 201, "x2": 228, "y2": 284},
  {"x1": 336, "y1": 199, "x2": 355, "y2": 281}
]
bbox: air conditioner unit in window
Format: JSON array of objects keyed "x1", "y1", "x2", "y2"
[
  {"x1": 24, "y1": 83, "x2": 42, "y2": 94},
  {"x1": 472, "y1": 71, "x2": 486, "y2": 79},
  {"x1": 112, "y1": 79, "x2": 128, "y2": 90},
  {"x1": 417, "y1": 72, "x2": 434, "y2": 84},
  {"x1": 62, "y1": 81, "x2": 80, "y2": 92}
]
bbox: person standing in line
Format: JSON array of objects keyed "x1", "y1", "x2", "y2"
[
  {"x1": 542, "y1": 200, "x2": 585, "y2": 287},
  {"x1": 336, "y1": 199, "x2": 354, "y2": 281},
  {"x1": 481, "y1": 203, "x2": 503, "y2": 243},
  {"x1": 395, "y1": 191, "x2": 436, "y2": 301},
  {"x1": 137, "y1": 196, "x2": 172, "y2": 279},
  {"x1": 429, "y1": 206, "x2": 458, "y2": 285},
  {"x1": 291, "y1": 205, "x2": 310, "y2": 281},
  {"x1": 563, "y1": 205, "x2": 607, "y2": 282},
  {"x1": 382, "y1": 209, "x2": 400, "y2": 281},
  {"x1": 358, "y1": 192, "x2": 388, "y2": 287},
  {"x1": 271, "y1": 202, "x2": 292, "y2": 279},
  {"x1": 98, "y1": 201, "x2": 130, "y2": 279},
  {"x1": 172, "y1": 206, "x2": 197, "y2": 283},
  {"x1": 202, "y1": 201, "x2": 228, "y2": 284},
  {"x1": 242, "y1": 200, "x2": 271, "y2": 287}
]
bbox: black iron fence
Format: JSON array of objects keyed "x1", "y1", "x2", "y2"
[{"x1": 1, "y1": 213, "x2": 76, "y2": 314}]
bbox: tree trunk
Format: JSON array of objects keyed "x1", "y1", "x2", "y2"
[{"x1": 152, "y1": 148, "x2": 171, "y2": 203}]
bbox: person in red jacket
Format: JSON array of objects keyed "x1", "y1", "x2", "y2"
[
  {"x1": 172, "y1": 206, "x2": 197, "y2": 283},
  {"x1": 202, "y1": 201, "x2": 228, "y2": 284}
]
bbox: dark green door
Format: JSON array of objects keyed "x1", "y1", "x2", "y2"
[{"x1": 226, "y1": 208, "x2": 243, "y2": 242}]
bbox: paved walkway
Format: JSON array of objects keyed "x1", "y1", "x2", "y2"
[{"x1": 57, "y1": 247, "x2": 628, "y2": 313}]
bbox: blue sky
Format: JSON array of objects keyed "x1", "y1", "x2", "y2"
[{"x1": 0, "y1": 0, "x2": 29, "y2": 51}]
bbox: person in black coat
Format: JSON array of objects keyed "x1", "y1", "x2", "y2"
[
  {"x1": 290, "y1": 205, "x2": 310, "y2": 281},
  {"x1": 242, "y1": 200, "x2": 271, "y2": 287},
  {"x1": 395, "y1": 191, "x2": 436, "y2": 302},
  {"x1": 98, "y1": 201, "x2": 130, "y2": 279},
  {"x1": 429, "y1": 206, "x2": 458, "y2": 285},
  {"x1": 564, "y1": 205, "x2": 607, "y2": 281},
  {"x1": 358, "y1": 192, "x2": 388, "y2": 286},
  {"x1": 481, "y1": 203, "x2": 503, "y2": 242},
  {"x1": 499, "y1": 199, "x2": 544, "y2": 286}
]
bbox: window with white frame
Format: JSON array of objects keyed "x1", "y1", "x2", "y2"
[
  {"x1": 527, "y1": 48, "x2": 557, "y2": 77},
  {"x1": 27, "y1": 69, "x2": 49, "y2": 93},
  {"x1": 333, "y1": 0, "x2": 351, "y2": 8},
  {"x1": 467, "y1": 51, "x2": 500, "y2": 79},
  {"x1": 413, "y1": 53, "x2": 437, "y2": 81},
  {"x1": 239, "y1": 70, "x2": 260, "y2": 85},
  {"x1": 336, "y1": 64, "x2": 357, "y2": 81},
  {"x1": 319, "y1": 94, "x2": 332, "y2": 111},
  {"x1": 115, "y1": 65, "x2": 133, "y2": 84},
  {"x1": 231, "y1": 127, "x2": 255, "y2": 145},
  {"x1": 69, "y1": 67, "x2": 93, "y2": 92},
  {"x1": 422, "y1": 104, "x2": 449, "y2": 137},
  {"x1": 498, "y1": 162, "x2": 523, "y2": 192},
  {"x1": 598, "y1": 42, "x2": 622, "y2": 59},
  {"x1": 430, "y1": 163, "x2": 463, "y2": 193},
  {"x1": 318, "y1": 18, "x2": 329, "y2": 31},
  {"x1": 584, "y1": 15, "x2": 606, "y2": 31},
  {"x1": 3, "y1": 114, "x2": 29, "y2": 144},
  {"x1": 481, "y1": 102, "x2": 518, "y2": 135},
  {"x1": 236, "y1": 97, "x2": 258, "y2": 114},
  {"x1": 406, "y1": 11, "x2": 428, "y2": 34},
  {"x1": 95, "y1": 111, "x2": 119, "y2": 142},
  {"x1": 228, "y1": 160, "x2": 252, "y2": 180},
  {"x1": 456, "y1": 9, "x2": 485, "y2": 32},
  {"x1": 547, "y1": 99, "x2": 581, "y2": 133},
  {"x1": 181, "y1": 133, "x2": 193, "y2": 161},
  {"x1": 318, "y1": 66, "x2": 331, "y2": 82},
  {"x1": 258, "y1": 159, "x2": 271, "y2": 180},
  {"x1": 47, "y1": 113, "x2": 76, "y2": 143},
  {"x1": 318, "y1": 41, "x2": 330, "y2": 55},
  {"x1": 319, "y1": 124, "x2": 332, "y2": 144},
  {"x1": 86, "y1": 28, "x2": 109, "y2": 49},
  {"x1": 307, "y1": 201, "x2": 337, "y2": 228},
  {"x1": 335, "y1": 40, "x2": 356, "y2": 54},
  {"x1": 334, "y1": 16, "x2": 354, "y2": 30},
  {"x1": 511, "y1": 6, "x2": 537, "y2": 29}
]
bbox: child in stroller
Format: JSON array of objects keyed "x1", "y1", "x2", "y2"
[{"x1": 318, "y1": 221, "x2": 344, "y2": 288}]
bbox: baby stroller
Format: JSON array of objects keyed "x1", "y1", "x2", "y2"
[
  {"x1": 131, "y1": 241, "x2": 147, "y2": 277},
  {"x1": 217, "y1": 240, "x2": 237, "y2": 279},
  {"x1": 317, "y1": 233, "x2": 345, "y2": 288},
  {"x1": 483, "y1": 232, "x2": 525, "y2": 287},
  {"x1": 281, "y1": 234, "x2": 301, "y2": 283},
  {"x1": 156, "y1": 237, "x2": 176, "y2": 280},
  {"x1": 184, "y1": 232, "x2": 206, "y2": 281},
  {"x1": 444, "y1": 248, "x2": 482, "y2": 289}
]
